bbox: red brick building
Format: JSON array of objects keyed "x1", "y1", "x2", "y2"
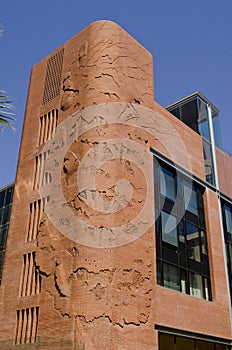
[{"x1": 1, "y1": 20, "x2": 232, "y2": 349}]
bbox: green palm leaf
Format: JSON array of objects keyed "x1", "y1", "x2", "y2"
[
  {"x1": 0, "y1": 91, "x2": 15, "y2": 131},
  {"x1": 0, "y1": 27, "x2": 15, "y2": 131}
]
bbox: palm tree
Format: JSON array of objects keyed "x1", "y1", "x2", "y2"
[
  {"x1": 0, "y1": 90, "x2": 15, "y2": 130},
  {"x1": 0, "y1": 27, "x2": 15, "y2": 130}
]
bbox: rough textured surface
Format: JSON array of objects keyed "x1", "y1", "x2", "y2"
[
  {"x1": 0, "y1": 20, "x2": 232, "y2": 350},
  {"x1": 60, "y1": 21, "x2": 154, "y2": 113}
]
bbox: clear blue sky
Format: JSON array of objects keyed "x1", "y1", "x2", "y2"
[{"x1": 1, "y1": 0, "x2": 232, "y2": 188}]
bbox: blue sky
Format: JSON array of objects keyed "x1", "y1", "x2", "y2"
[{"x1": 1, "y1": 0, "x2": 232, "y2": 188}]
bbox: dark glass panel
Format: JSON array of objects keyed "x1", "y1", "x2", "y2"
[
  {"x1": 186, "y1": 223, "x2": 201, "y2": 262},
  {"x1": 160, "y1": 166, "x2": 176, "y2": 202},
  {"x1": 176, "y1": 336, "x2": 195, "y2": 350},
  {"x1": 162, "y1": 198, "x2": 176, "y2": 214},
  {"x1": 204, "y1": 278, "x2": 211, "y2": 301},
  {"x1": 201, "y1": 230, "x2": 208, "y2": 254},
  {"x1": 0, "y1": 225, "x2": 8, "y2": 247},
  {"x1": 202, "y1": 255, "x2": 210, "y2": 276},
  {"x1": 154, "y1": 159, "x2": 158, "y2": 185},
  {"x1": 196, "y1": 340, "x2": 214, "y2": 350},
  {"x1": 183, "y1": 181, "x2": 198, "y2": 215},
  {"x1": 168, "y1": 106, "x2": 181, "y2": 120},
  {"x1": 5, "y1": 186, "x2": 13, "y2": 205},
  {"x1": 156, "y1": 260, "x2": 162, "y2": 286},
  {"x1": 2, "y1": 205, "x2": 10, "y2": 225},
  {"x1": 0, "y1": 250, "x2": 6, "y2": 279},
  {"x1": 161, "y1": 211, "x2": 178, "y2": 246},
  {"x1": 180, "y1": 99, "x2": 198, "y2": 133},
  {"x1": 0, "y1": 208, "x2": 3, "y2": 226},
  {"x1": 224, "y1": 205, "x2": 232, "y2": 236},
  {"x1": 198, "y1": 98, "x2": 209, "y2": 139},
  {"x1": 199, "y1": 209, "x2": 206, "y2": 229},
  {"x1": 163, "y1": 263, "x2": 180, "y2": 291},
  {"x1": 155, "y1": 208, "x2": 161, "y2": 233},
  {"x1": 0, "y1": 190, "x2": 6, "y2": 207},
  {"x1": 179, "y1": 246, "x2": 187, "y2": 268},
  {"x1": 178, "y1": 220, "x2": 185, "y2": 243},
  {"x1": 212, "y1": 111, "x2": 223, "y2": 149},
  {"x1": 197, "y1": 188, "x2": 204, "y2": 210},
  {"x1": 159, "y1": 333, "x2": 174, "y2": 350},
  {"x1": 202, "y1": 139, "x2": 215, "y2": 186},
  {"x1": 162, "y1": 247, "x2": 178, "y2": 265},
  {"x1": 188, "y1": 259, "x2": 202, "y2": 274},
  {"x1": 215, "y1": 344, "x2": 228, "y2": 350},
  {"x1": 185, "y1": 211, "x2": 199, "y2": 226},
  {"x1": 189, "y1": 272, "x2": 204, "y2": 299},
  {"x1": 227, "y1": 244, "x2": 232, "y2": 267},
  {"x1": 180, "y1": 270, "x2": 187, "y2": 293}
]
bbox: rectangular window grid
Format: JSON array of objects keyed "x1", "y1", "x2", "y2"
[
  {"x1": 0, "y1": 184, "x2": 14, "y2": 281},
  {"x1": 221, "y1": 201, "x2": 232, "y2": 306},
  {"x1": 15, "y1": 307, "x2": 39, "y2": 345},
  {"x1": 154, "y1": 158, "x2": 211, "y2": 301},
  {"x1": 159, "y1": 333, "x2": 229, "y2": 350}
]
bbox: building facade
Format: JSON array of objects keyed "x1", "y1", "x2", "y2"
[{"x1": 0, "y1": 20, "x2": 232, "y2": 349}]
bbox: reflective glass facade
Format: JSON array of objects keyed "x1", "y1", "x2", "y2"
[
  {"x1": 0, "y1": 183, "x2": 14, "y2": 281},
  {"x1": 221, "y1": 201, "x2": 232, "y2": 305},
  {"x1": 159, "y1": 333, "x2": 229, "y2": 350},
  {"x1": 166, "y1": 92, "x2": 223, "y2": 186},
  {"x1": 154, "y1": 158, "x2": 211, "y2": 300}
]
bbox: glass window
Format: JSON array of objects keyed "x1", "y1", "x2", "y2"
[
  {"x1": 202, "y1": 139, "x2": 215, "y2": 186},
  {"x1": 0, "y1": 208, "x2": 3, "y2": 226},
  {"x1": 156, "y1": 260, "x2": 162, "y2": 286},
  {"x1": 215, "y1": 344, "x2": 228, "y2": 350},
  {"x1": 168, "y1": 106, "x2": 181, "y2": 120},
  {"x1": 159, "y1": 333, "x2": 228, "y2": 350},
  {"x1": 227, "y1": 244, "x2": 232, "y2": 267},
  {"x1": 195, "y1": 340, "x2": 214, "y2": 350},
  {"x1": 186, "y1": 223, "x2": 201, "y2": 262},
  {"x1": 176, "y1": 336, "x2": 195, "y2": 350},
  {"x1": 178, "y1": 220, "x2": 185, "y2": 243},
  {"x1": 159, "y1": 333, "x2": 174, "y2": 350},
  {"x1": 212, "y1": 110, "x2": 223, "y2": 149},
  {"x1": 189, "y1": 272, "x2": 204, "y2": 299},
  {"x1": 160, "y1": 166, "x2": 175, "y2": 201},
  {"x1": 204, "y1": 278, "x2": 211, "y2": 301},
  {"x1": 198, "y1": 99, "x2": 209, "y2": 139},
  {"x1": 155, "y1": 159, "x2": 211, "y2": 300},
  {"x1": 5, "y1": 186, "x2": 13, "y2": 205},
  {"x1": 222, "y1": 202, "x2": 232, "y2": 308},
  {"x1": 0, "y1": 225, "x2": 8, "y2": 246},
  {"x1": 2, "y1": 205, "x2": 10, "y2": 225},
  {"x1": 180, "y1": 99, "x2": 198, "y2": 133},
  {"x1": 161, "y1": 211, "x2": 178, "y2": 246},
  {"x1": 183, "y1": 181, "x2": 198, "y2": 215},
  {"x1": 181, "y1": 270, "x2": 187, "y2": 293},
  {"x1": 0, "y1": 190, "x2": 5, "y2": 207},
  {"x1": 224, "y1": 206, "x2": 232, "y2": 236},
  {"x1": 201, "y1": 231, "x2": 208, "y2": 254},
  {"x1": 163, "y1": 263, "x2": 180, "y2": 291}
]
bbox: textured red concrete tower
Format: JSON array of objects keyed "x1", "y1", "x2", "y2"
[{"x1": 0, "y1": 20, "x2": 232, "y2": 349}]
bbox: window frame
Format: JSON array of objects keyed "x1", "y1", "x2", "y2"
[{"x1": 154, "y1": 157, "x2": 212, "y2": 301}]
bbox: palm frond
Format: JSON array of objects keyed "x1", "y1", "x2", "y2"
[
  {"x1": 0, "y1": 90, "x2": 15, "y2": 130},
  {"x1": 0, "y1": 28, "x2": 15, "y2": 131}
]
